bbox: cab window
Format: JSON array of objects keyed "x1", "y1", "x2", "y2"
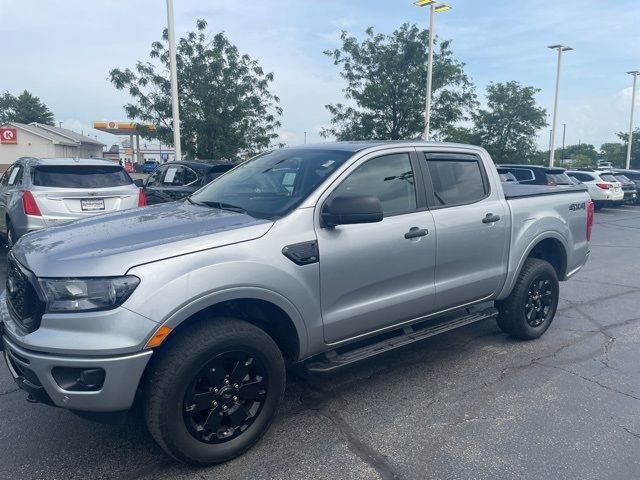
[{"x1": 330, "y1": 153, "x2": 417, "y2": 217}]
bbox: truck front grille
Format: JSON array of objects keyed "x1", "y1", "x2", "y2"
[{"x1": 6, "y1": 254, "x2": 44, "y2": 333}]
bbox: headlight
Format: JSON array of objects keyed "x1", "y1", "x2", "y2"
[{"x1": 38, "y1": 276, "x2": 140, "y2": 313}]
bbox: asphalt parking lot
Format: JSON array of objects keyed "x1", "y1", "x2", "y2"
[{"x1": 1, "y1": 206, "x2": 639, "y2": 480}]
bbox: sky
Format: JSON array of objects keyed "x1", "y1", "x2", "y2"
[{"x1": 1, "y1": 0, "x2": 639, "y2": 151}]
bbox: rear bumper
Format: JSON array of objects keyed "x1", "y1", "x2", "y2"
[{"x1": 2, "y1": 336, "x2": 152, "y2": 412}]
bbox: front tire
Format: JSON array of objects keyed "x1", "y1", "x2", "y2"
[
  {"x1": 144, "y1": 318, "x2": 286, "y2": 466},
  {"x1": 496, "y1": 258, "x2": 559, "y2": 340}
]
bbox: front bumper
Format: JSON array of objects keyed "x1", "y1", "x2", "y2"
[{"x1": 2, "y1": 335, "x2": 152, "y2": 412}]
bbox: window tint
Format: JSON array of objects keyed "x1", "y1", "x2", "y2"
[
  {"x1": 546, "y1": 172, "x2": 572, "y2": 185},
  {"x1": 32, "y1": 165, "x2": 132, "y2": 188},
  {"x1": 600, "y1": 174, "x2": 617, "y2": 182},
  {"x1": 427, "y1": 158, "x2": 487, "y2": 206},
  {"x1": 623, "y1": 172, "x2": 640, "y2": 180},
  {"x1": 330, "y1": 153, "x2": 417, "y2": 216},
  {"x1": 147, "y1": 165, "x2": 199, "y2": 187},
  {"x1": 570, "y1": 172, "x2": 594, "y2": 182},
  {"x1": 508, "y1": 168, "x2": 536, "y2": 182}
]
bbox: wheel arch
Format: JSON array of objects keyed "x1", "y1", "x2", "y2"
[
  {"x1": 499, "y1": 233, "x2": 568, "y2": 299},
  {"x1": 154, "y1": 288, "x2": 309, "y2": 362}
]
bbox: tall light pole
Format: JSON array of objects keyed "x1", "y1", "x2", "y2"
[
  {"x1": 626, "y1": 71, "x2": 640, "y2": 170},
  {"x1": 548, "y1": 44, "x2": 573, "y2": 167},
  {"x1": 414, "y1": 0, "x2": 451, "y2": 141},
  {"x1": 166, "y1": 0, "x2": 182, "y2": 161}
]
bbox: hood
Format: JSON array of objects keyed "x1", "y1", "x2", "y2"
[{"x1": 12, "y1": 201, "x2": 273, "y2": 277}]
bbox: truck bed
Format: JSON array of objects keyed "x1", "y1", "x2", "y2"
[{"x1": 502, "y1": 183, "x2": 588, "y2": 200}]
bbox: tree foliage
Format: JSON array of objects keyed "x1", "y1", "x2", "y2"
[
  {"x1": 0, "y1": 90, "x2": 55, "y2": 125},
  {"x1": 322, "y1": 23, "x2": 476, "y2": 140},
  {"x1": 450, "y1": 81, "x2": 547, "y2": 164},
  {"x1": 600, "y1": 142, "x2": 627, "y2": 168},
  {"x1": 614, "y1": 128, "x2": 640, "y2": 169},
  {"x1": 109, "y1": 19, "x2": 282, "y2": 160}
]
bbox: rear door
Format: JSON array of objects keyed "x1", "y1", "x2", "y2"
[
  {"x1": 30, "y1": 164, "x2": 138, "y2": 224},
  {"x1": 419, "y1": 151, "x2": 509, "y2": 310}
]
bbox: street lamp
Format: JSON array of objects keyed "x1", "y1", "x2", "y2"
[
  {"x1": 548, "y1": 44, "x2": 573, "y2": 167},
  {"x1": 625, "y1": 71, "x2": 640, "y2": 170},
  {"x1": 166, "y1": 0, "x2": 182, "y2": 161},
  {"x1": 414, "y1": 0, "x2": 451, "y2": 141}
]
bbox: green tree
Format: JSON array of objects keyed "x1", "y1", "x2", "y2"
[
  {"x1": 0, "y1": 90, "x2": 55, "y2": 125},
  {"x1": 110, "y1": 19, "x2": 282, "y2": 160},
  {"x1": 568, "y1": 154, "x2": 594, "y2": 169},
  {"x1": 615, "y1": 129, "x2": 640, "y2": 169},
  {"x1": 556, "y1": 143, "x2": 598, "y2": 163},
  {"x1": 460, "y1": 81, "x2": 547, "y2": 164},
  {"x1": 599, "y1": 142, "x2": 626, "y2": 168},
  {"x1": 322, "y1": 23, "x2": 476, "y2": 140}
]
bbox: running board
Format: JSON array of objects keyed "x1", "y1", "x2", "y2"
[{"x1": 304, "y1": 306, "x2": 498, "y2": 374}]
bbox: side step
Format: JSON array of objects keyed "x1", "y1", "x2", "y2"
[{"x1": 304, "y1": 305, "x2": 498, "y2": 374}]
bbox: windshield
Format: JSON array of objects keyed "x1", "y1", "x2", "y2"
[
  {"x1": 600, "y1": 174, "x2": 618, "y2": 182},
  {"x1": 32, "y1": 165, "x2": 133, "y2": 188},
  {"x1": 546, "y1": 172, "x2": 572, "y2": 185},
  {"x1": 190, "y1": 148, "x2": 354, "y2": 219}
]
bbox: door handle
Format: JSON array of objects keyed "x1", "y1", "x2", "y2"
[
  {"x1": 482, "y1": 213, "x2": 501, "y2": 224},
  {"x1": 405, "y1": 227, "x2": 429, "y2": 239}
]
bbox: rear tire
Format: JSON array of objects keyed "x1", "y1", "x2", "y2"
[
  {"x1": 496, "y1": 258, "x2": 559, "y2": 340},
  {"x1": 144, "y1": 318, "x2": 286, "y2": 466}
]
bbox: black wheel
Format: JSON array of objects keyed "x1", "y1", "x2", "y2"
[
  {"x1": 593, "y1": 201, "x2": 603, "y2": 211},
  {"x1": 496, "y1": 258, "x2": 559, "y2": 340},
  {"x1": 144, "y1": 318, "x2": 285, "y2": 465}
]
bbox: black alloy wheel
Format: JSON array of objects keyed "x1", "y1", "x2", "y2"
[
  {"x1": 524, "y1": 276, "x2": 555, "y2": 328},
  {"x1": 183, "y1": 350, "x2": 268, "y2": 444}
]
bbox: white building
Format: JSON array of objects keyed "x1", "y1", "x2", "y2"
[{"x1": 0, "y1": 122, "x2": 105, "y2": 171}]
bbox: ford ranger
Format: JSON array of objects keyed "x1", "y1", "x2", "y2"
[{"x1": 0, "y1": 142, "x2": 593, "y2": 465}]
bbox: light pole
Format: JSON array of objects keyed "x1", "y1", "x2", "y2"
[
  {"x1": 548, "y1": 44, "x2": 573, "y2": 167},
  {"x1": 626, "y1": 71, "x2": 640, "y2": 170},
  {"x1": 166, "y1": 0, "x2": 182, "y2": 161},
  {"x1": 561, "y1": 123, "x2": 566, "y2": 166},
  {"x1": 414, "y1": 0, "x2": 451, "y2": 141}
]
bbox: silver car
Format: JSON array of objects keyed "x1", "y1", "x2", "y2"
[{"x1": 0, "y1": 157, "x2": 144, "y2": 246}]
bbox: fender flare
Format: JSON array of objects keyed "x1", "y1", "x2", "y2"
[{"x1": 157, "y1": 286, "x2": 310, "y2": 359}]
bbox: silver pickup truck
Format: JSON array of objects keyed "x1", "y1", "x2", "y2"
[{"x1": 1, "y1": 141, "x2": 592, "y2": 465}]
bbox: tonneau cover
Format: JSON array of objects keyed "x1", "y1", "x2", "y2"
[{"x1": 503, "y1": 183, "x2": 587, "y2": 199}]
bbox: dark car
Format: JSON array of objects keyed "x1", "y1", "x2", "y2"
[
  {"x1": 609, "y1": 173, "x2": 638, "y2": 204},
  {"x1": 498, "y1": 164, "x2": 573, "y2": 186},
  {"x1": 143, "y1": 160, "x2": 160, "y2": 174},
  {"x1": 143, "y1": 161, "x2": 235, "y2": 204},
  {"x1": 609, "y1": 169, "x2": 640, "y2": 204}
]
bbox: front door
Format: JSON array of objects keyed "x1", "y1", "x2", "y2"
[{"x1": 316, "y1": 150, "x2": 437, "y2": 344}]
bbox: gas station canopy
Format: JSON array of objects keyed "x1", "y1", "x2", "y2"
[{"x1": 93, "y1": 121, "x2": 156, "y2": 135}]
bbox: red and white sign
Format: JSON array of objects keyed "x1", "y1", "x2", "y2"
[{"x1": 0, "y1": 128, "x2": 17, "y2": 144}]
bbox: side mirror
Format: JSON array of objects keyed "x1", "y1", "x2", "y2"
[
  {"x1": 133, "y1": 179, "x2": 144, "y2": 188},
  {"x1": 321, "y1": 195, "x2": 383, "y2": 228}
]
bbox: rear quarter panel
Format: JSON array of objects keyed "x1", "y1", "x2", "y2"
[{"x1": 497, "y1": 190, "x2": 591, "y2": 300}]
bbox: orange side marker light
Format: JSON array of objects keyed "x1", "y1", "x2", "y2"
[{"x1": 146, "y1": 325, "x2": 172, "y2": 349}]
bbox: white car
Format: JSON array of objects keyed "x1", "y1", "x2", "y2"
[{"x1": 566, "y1": 169, "x2": 624, "y2": 209}]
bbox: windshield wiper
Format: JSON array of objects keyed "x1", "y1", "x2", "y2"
[
  {"x1": 186, "y1": 197, "x2": 206, "y2": 206},
  {"x1": 202, "y1": 201, "x2": 248, "y2": 214}
]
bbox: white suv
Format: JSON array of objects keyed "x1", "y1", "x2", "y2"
[{"x1": 567, "y1": 169, "x2": 624, "y2": 209}]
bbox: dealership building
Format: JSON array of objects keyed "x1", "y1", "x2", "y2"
[{"x1": 0, "y1": 122, "x2": 105, "y2": 171}]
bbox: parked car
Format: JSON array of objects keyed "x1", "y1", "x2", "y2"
[
  {"x1": 609, "y1": 169, "x2": 640, "y2": 204},
  {"x1": 0, "y1": 157, "x2": 146, "y2": 246},
  {"x1": 498, "y1": 164, "x2": 573, "y2": 186},
  {"x1": 142, "y1": 160, "x2": 160, "y2": 174},
  {"x1": 597, "y1": 161, "x2": 614, "y2": 169},
  {"x1": 1, "y1": 142, "x2": 592, "y2": 465},
  {"x1": 496, "y1": 167, "x2": 518, "y2": 183},
  {"x1": 143, "y1": 161, "x2": 235, "y2": 205},
  {"x1": 609, "y1": 173, "x2": 638, "y2": 204},
  {"x1": 566, "y1": 169, "x2": 625, "y2": 209}
]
